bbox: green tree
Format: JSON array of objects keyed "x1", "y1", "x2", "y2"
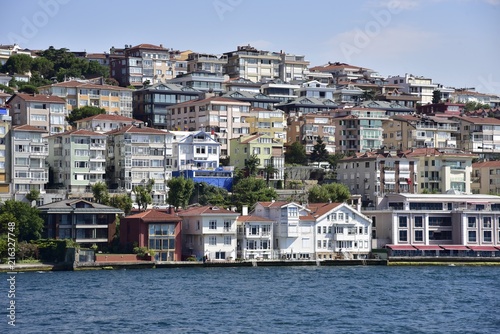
[
  {"x1": 133, "y1": 179, "x2": 155, "y2": 211},
  {"x1": 2, "y1": 54, "x2": 33, "y2": 74},
  {"x1": 25, "y1": 189, "x2": 40, "y2": 203},
  {"x1": 0, "y1": 84, "x2": 14, "y2": 94},
  {"x1": 31, "y1": 57, "x2": 54, "y2": 79},
  {"x1": 232, "y1": 177, "x2": 277, "y2": 210},
  {"x1": 263, "y1": 162, "x2": 278, "y2": 187},
  {"x1": 167, "y1": 177, "x2": 195, "y2": 210},
  {"x1": 109, "y1": 194, "x2": 133, "y2": 215},
  {"x1": 432, "y1": 90, "x2": 442, "y2": 104},
  {"x1": 244, "y1": 154, "x2": 260, "y2": 177},
  {"x1": 18, "y1": 84, "x2": 39, "y2": 94},
  {"x1": 310, "y1": 136, "x2": 329, "y2": 163},
  {"x1": 192, "y1": 182, "x2": 229, "y2": 206},
  {"x1": 308, "y1": 183, "x2": 351, "y2": 203},
  {"x1": 464, "y1": 101, "x2": 491, "y2": 112},
  {"x1": 361, "y1": 89, "x2": 376, "y2": 101},
  {"x1": 0, "y1": 200, "x2": 44, "y2": 242},
  {"x1": 92, "y1": 182, "x2": 110, "y2": 204},
  {"x1": 285, "y1": 141, "x2": 308, "y2": 165},
  {"x1": 66, "y1": 106, "x2": 106, "y2": 127},
  {"x1": 327, "y1": 153, "x2": 345, "y2": 171}
]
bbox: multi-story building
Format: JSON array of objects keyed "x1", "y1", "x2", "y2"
[
  {"x1": 171, "y1": 130, "x2": 220, "y2": 171},
  {"x1": 252, "y1": 201, "x2": 315, "y2": 259},
  {"x1": 331, "y1": 107, "x2": 388, "y2": 154},
  {"x1": 47, "y1": 129, "x2": 107, "y2": 197},
  {"x1": 276, "y1": 96, "x2": 337, "y2": 115},
  {"x1": 222, "y1": 91, "x2": 280, "y2": 110},
  {"x1": 166, "y1": 95, "x2": 251, "y2": 157},
  {"x1": 452, "y1": 115, "x2": 500, "y2": 159},
  {"x1": 260, "y1": 80, "x2": 299, "y2": 102},
  {"x1": 383, "y1": 114, "x2": 460, "y2": 150},
  {"x1": 280, "y1": 53, "x2": 310, "y2": 82},
  {"x1": 376, "y1": 88, "x2": 420, "y2": 109},
  {"x1": 287, "y1": 114, "x2": 336, "y2": 154},
  {"x1": 11, "y1": 125, "x2": 49, "y2": 201},
  {"x1": 75, "y1": 113, "x2": 143, "y2": 133},
  {"x1": 0, "y1": 107, "x2": 11, "y2": 201},
  {"x1": 387, "y1": 73, "x2": 438, "y2": 104},
  {"x1": 39, "y1": 199, "x2": 123, "y2": 249},
  {"x1": 38, "y1": 80, "x2": 134, "y2": 118},
  {"x1": 237, "y1": 206, "x2": 274, "y2": 260},
  {"x1": 133, "y1": 83, "x2": 202, "y2": 128},
  {"x1": 295, "y1": 80, "x2": 335, "y2": 100},
  {"x1": 222, "y1": 77, "x2": 262, "y2": 93},
  {"x1": 308, "y1": 202, "x2": 372, "y2": 259},
  {"x1": 245, "y1": 108, "x2": 286, "y2": 142},
  {"x1": 106, "y1": 125, "x2": 173, "y2": 204},
  {"x1": 471, "y1": 161, "x2": 500, "y2": 195},
  {"x1": 452, "y1": 89, "x2": 499, "y2": 106},
  {"x1": 8, "y1": 93, "x2": 68, "y2": 134},
  {"x1": 358, "y1": 100, "x2": 415, "y2": 116},
  {"x1": 0, "y1": 44, "x2": 33, "y2": 67},
  {"x1": 167, "y1": 71, "x2": 226, "y2": 93},
  {"x1": 229, "y1": 133, "x2": 285, "y2": 186},
  {"x1": 332, "y1": 84, "x2": 365, "y2": 105},
  {"x1": 187, "y1": 52, "x2": 227, "y2": 75},
  {"x1": 120, "y1": 209, "x2": 182, "y2": 261},
  {"x1": 308, "y1": 62, "x2": 371, "y2": 85},
  {"x1": 417, "y1": 102, "x2": 464, "y2": 116},
  {"x1": 179, "y1": 205, "x2": 240, "y2": 261},
  {"x1": 368, "y1": 193, "x2": 500, "y2": 253},
  {"x1": 224, "y1": 45, "x2": 282, "y2": 82}
]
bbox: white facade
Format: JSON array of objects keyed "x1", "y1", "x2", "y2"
[
  {"x1": 170, "y1": 130, "x2": 220, "y2": 171},
  {"x1": 388, "y1": 74, "x2": 437, "y2": 104},
  {"x1": 180, "y1": 206, "x2": 240, "y2": 261},
  {"x1": 237, "y1": 214, "x2": 274, "y2": 260}
]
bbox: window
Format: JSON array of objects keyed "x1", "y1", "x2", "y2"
[
  {"x1": 317, "y1": 226, "x2": 321, "y2": 234},
  {"x1": 399, "y1": 230, "x2": 408, "y2": 242},
  {"x1": 215, "y1": 251, "x2": 225, "y2": 259},
  {"x1": 209, "y1": 236, "x2": 217, "y2": 245},
  {"x1": 224, "y1": 236, "x2": 231, "y2": 245},
  {"x1": 209, "y1": 220, "x2": 217, "y2": 230},
  {"x1": 224, "y1": 220, "x2": 231, "y2": 232},
  {"x1": 483, "y1": 217, "x2": 492, "y2": 228},
  {"x1": 468, "y1": 217, "x2": 476, "y2": 228},
  {"x1": 323, "y1": 226, "x2": 327, "y2": 234},
  {"x1": 483, "y1": 231, "x2": 492, "y2": 242},
  {"x1": 468, "y1": 231, "x2": 476, "y2": 242},
  {"x1": 414, "y1": 216, "x2": 423, "y2": 228},
  {"x1": 399, "y1": 216, "x2": 408, "y2": 228},
  {"x1": 415, "y1": 230, "x2": 423, "y2": 242},
  {"x1": 288, "y1": 207, "x2": 298, "y2": 217}
]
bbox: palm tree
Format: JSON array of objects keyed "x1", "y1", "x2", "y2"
[
  {"x1": 244, "y1": 154, "x2": 260, "y2": 177},
  {"x1": 263, "y1": 163, "x2": 278, "y2": 187}
]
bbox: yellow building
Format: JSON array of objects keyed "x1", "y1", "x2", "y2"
[
  {"x1": 0, "y1": 110, "x2": 10, "y2": 199},
  {"x1": 229, "y1": 134, "x2": 284, "y2": 186},
  {"x1": 472, "y1": 161, "x2": 500, "y2": 195},
  {"x1": 245, "y1": 108, "x2": 286, "y2": 142}
]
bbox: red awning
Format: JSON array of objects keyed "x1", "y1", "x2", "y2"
[
  {"x1": 413, "y1": 245, "x2": 442, "y2": 251},
  {"x1": 440, "y1": 245, "x2": 469, "y2": 251},
  {"x1": 386, "y1": 244, "x2": 416, "y2": 251},
  {"x1": 468, "y1": 246, "x2": 499, "y2": 252}
]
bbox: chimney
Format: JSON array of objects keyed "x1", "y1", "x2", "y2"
[{"x1": 242, "y1": 205, "x2": 248, "y2": 216}]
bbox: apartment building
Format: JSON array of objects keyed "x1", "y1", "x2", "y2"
[
  {"x1": 179, "y1": 205, "x2": 240, "y2": 261},
  {"x1": 287, "y1": 114, "x2": 336, "y2": 154},
  {"x1": 11, "y1": 125, "x2": 49, "y2": 201},
  {"x1": 308, "y1": 62, "x2": 372, "y2": 85},
  {"x1": 133, "y1": 83, "x2": 202, "y2": 128},
  {"x1": 295, "y1": 80, "x2": 335, "y2": 100},
  {"x1": 452, "y1": 116, "x2": 500, "y2": 159},
  {"x1": 260, "y1": 80, "x2": 299, "y2": 102},
  {"x1": 368, "y1": 193, "x2": 500, "y2": 252},
  {"x1": 167, "y1": 71, "x2": 226, "y2": 93},
  {"x1": 38, "y1": 80, "x2": 133, "y2": 118},
  {"x1": 166, "y1": 96, "x2": 251, "y2": 157},
  {"x1": 377, "y1": 88, "x2": 420, "y2": 109},
  {"x1": 187, "y1": 52, "x2": 227, "y2": 75},
  {"x1": 330, "y1": 107, "x2": 388, "y2": 154},
  {"x1": 222, "y1": 77, "x2": 262, "y2": 93},
  {"x1": 245, "y1": 108, "x2": 286, "y2": 142},
  {"x1": 276, "y1": 96, "x2": 337, "y2": 115},
  {"x1": 387, "y1": 73, "x2": 438, "y2": 104},
  {"x1": 8, "y1": 93, "x2": 68, "y2": 134},
  {"x1": 0, "y1": 44, "x2": 33, "y2": 67},
  {"x1": 237, "y1": 207, "x2": 274, "y2": 260},
  {"x1": 280, "y1": 53, "x2": 310, "y2": 82},
  {"x1": 106, "y1": 125, "x2": 173, "y2": 204},
  {"x1": 471, "y1": 160, "x2": 500, "y2": 195},
  {"x1": 417, "y1": 102, "x2": 464, "y2": 116},
  {"x1": 223, "y1": 45, "x2": 281, "y2": 82},
  {"x1": 229, "y1": 133, "x2": 285, "y2": 186},
  {"x1": 0, "y1": 108, "x2": 11, "y2": 201},
  {"x1": 75, "y1": 113, "x2": 143, "y2": 133},
  {"x1": 47, "y1": 129, "x2": 107, "y2": 197},
  {"x1": 170, "y1": 130, "x2": 220, "y2": 171},
  {"x1": 383, "y1": 114, "x2": 459, "y2": 151},
  {"x1": 222, "y1": 91, "x2": 280, "y2": 110}
]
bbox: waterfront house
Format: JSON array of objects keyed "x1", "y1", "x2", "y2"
[
  {"x1": 236, "y1": 206, "x2": 274, "y2": 260},
  {"x1": 179, "y1": 205, "x2": 240, "y2": 261},
  {"x1": 120, "y1": 209, "x2": 182, "y2": 261},
  {"x1": 39, "y1": 199, "x2": 123, "y2": 249}
]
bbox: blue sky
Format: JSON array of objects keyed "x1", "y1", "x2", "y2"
[{"x1": 3, "y1": 0, "x2": 500, "y2": 94}]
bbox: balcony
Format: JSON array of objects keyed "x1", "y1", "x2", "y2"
[{"x1": 90, "y1": 143, "x2": 106, "y2": 150}]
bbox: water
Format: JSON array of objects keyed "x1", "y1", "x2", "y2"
[{"x1": 4, "y1": 266, "x2": 500, "y2": 333}]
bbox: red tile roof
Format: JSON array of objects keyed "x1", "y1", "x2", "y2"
[
  {"x1": 307, "y1": 202, "x2": 343, "y2": 218},
  {"x1": 105, "y1": 124, "x2": 168, "y2": 135},
  {"x1": 257, "y1": 201, "x2": 290, "y2": 208},
  {"x1": 76, "y1": 113, "x2": 141, "y2": 123},
  {"x1": 453, "y1": 116, "x2": 500, "y2": 125},
  {"x1": 472, "y1": 161, "x2": 500, "y2": 168},
  {"x1": 39, "y1": 80, "x2": 132, "y2": 91},
  {"x1": 125, "y1": 209, "x2": 181, "y2": 222},
  {"x1": 129, "y1": 44, "x2": 168, "y2": 50},
  {"x1": 237, "y1": 215, "x2": 273, "y2": 222},
  {"x1": 178, "y1": 206, "x2": 240, "y2": 216},
  {"x1": 12, "y1": 124, "x2": 48, "y2": 132},
  {"x1": 10, "y1": 93, "x2": 66, "y2": 103},
  {"x1": 46, "y1": 129, "x2": 106, "y2": 138}
]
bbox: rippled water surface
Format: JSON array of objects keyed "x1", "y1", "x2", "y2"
[{"x1": 5, "y1": 265, "x2": 500, "y2": 333}]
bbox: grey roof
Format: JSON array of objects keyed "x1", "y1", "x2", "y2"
[
  {"x1": 276, "y1": 96, "x2": 337, "y2": 107},
  {"x1": 38, "y1": 199, "x2": 124, "y2": 214},
  {"x1": 360, "y1": 100, "x2": 413, "y2": 110},
  {"x1": 222, "y1": 91, "x2": 278, "y2": 100}
]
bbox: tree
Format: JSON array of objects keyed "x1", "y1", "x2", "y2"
[
  {"x1": 18, "y1": 84, "x2": 39, "y2": 94},
  {"x1": 464, "y1": 101, "x2": 491, "y2": 112},
  {"x1": 92, "y1": 182, "x2": 110, "y2": 205},
  {"x1": 310, "y1": 136, "x2": 329, "y2": 163},
  {"x1": 308, "y1": 183, "x2": 351, "y2": 203},
  {"x1": 31, "y1": 57, "x2": 54, "y2": 79},
  {"x1": 361, "y1": 89, "x2": 376, "y2": 101},
  {"x1": 244, "y1": 154, "x2": 260, "y2": 177},
  {"x1": 109, "y1": 194, "x2": 133, "y2": 215},
  {"x1": 263, "y1": 163, "x2": 278, "y2": 186},
  {"x1": 285, "y1": 141, "x2": 308, "y2": 165},
  {"x1": 133, "y1": 179, "x2": 155, "y2": 211},
  {"x1": 25, "y1": 189, "x2": 40, "y2": 203},
  {"x1": 2, "y1": 54, "x2": 33, "y2": 74},
  {"x1": 167, "y1": 177, "x2": 195, "y2": 210},
  {"x1": 0, "y1": 200, "x2": 44, "y2": 242},
  {"x1": 232, "y1": 177, "x2": 277, "y2": 210},
  {"x1": 0, "y1": 84, "x2": 14, "y2": 94},
  {"x1": 66, "y1": 106, "x2": 106, "y2": 127},
  {"x1": 191, "y1": 182, "x2": 229, "y2": 206},
  {"x1": 432, "y1": 90, "x2": 442, "y2": 104}
]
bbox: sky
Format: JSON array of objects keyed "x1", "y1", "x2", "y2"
[{"x1": 2, "y1": 0, "x2": 500, "y2": 94}]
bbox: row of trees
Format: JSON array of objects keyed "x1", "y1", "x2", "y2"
[{"x1": 285, "y1": 137, "x2": 345, "y2": 168}]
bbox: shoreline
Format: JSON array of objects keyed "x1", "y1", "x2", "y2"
[{"x1": 2, "y1": 257, "x2": 500, "y2": 272}]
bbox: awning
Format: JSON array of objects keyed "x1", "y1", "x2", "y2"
[
  {"x1": 386, "y1": 244, "x2": 416, "y2": 251},
  {"x1": 440, "y1": 245, "x2": 469, "y2": 251},
  {"x1": 468, "y1": 246, "x2": 499, "y2": 252},
  {"x1": 413, "y1": 245, "x2": 442, "y2": 251}
]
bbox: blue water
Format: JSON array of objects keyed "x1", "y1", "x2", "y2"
[{"x1": 3, "y1": 266, "x2": 500, "y2": 333}]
